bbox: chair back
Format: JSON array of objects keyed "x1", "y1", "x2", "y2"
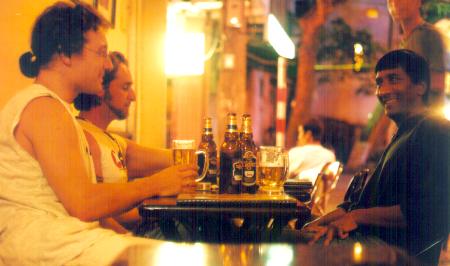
[
  {"x1": 310, "y1": 161, "x2": 343, "y2": 216},
  {"x1": 344, "y1": 168, "x2": 370, "y2": 202}
]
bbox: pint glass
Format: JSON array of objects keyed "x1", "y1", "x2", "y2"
[
  {"x1": 172, "y1": 140, "x2": 209, "y2": 182},
  {"x1": 256, "y1": 146, "x2": 288, "y2": 194}
]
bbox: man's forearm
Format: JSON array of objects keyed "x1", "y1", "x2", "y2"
[
  {"x1": 127, "y1": 141, "x2": 172, "y2": 178},
  {"x1": 350, "y1": 205, "x2": 407, "y2": 228}
]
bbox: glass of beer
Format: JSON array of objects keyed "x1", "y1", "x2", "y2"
[
  {"x1": 256, "y1": 146, "x2": 289, "y2": 194},
  {"x1": 172, "y1": 140, "x2": 209, "y2": 182}
]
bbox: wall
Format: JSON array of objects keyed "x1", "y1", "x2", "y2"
[
  {"x1": 0, "y1": 1, "x2": 57, "y2": 108},
  {"x1": 135, "y1": 0, "x2": 167, "y2": 148}
]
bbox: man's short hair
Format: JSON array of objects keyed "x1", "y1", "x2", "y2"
[
  {"x1": 74, "y1": 51, "x2": 128, "y2": 111},
  {"x1": 303, "y1": 118, "x2": 323, "y2": 141},
  {"x1": 375, "y1": 49, "x2": 431, "y2": 105}
]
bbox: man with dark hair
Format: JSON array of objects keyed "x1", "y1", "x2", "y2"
[
  {"x1": 302, "y1": 49, "x2": 449, "y2": 265},
  {"x1": 288, "y1": 118, "x2": 335, "y2": 183},
  {"x1": 74, "y1": 52, "x2": 180, "y2": 233}
]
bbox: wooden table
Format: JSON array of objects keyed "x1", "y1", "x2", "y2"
[
  {"x1": 112, "y1": 240, "x2": 420, "y2": 266},
  {"x1": 137, "y1": 193, "x2": 310, "y2": 242}
]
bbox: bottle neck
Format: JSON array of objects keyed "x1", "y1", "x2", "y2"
[
  {"x1": 202, "y1": 134, "x2": 213, "y2": 141},
  {"x1": 224, "y1": 131, "x2": 238, "y2": 141}
]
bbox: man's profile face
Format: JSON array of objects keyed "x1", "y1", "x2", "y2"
[
  {"x1": 105, "y1": 63, "x2": 135, "y2": 119},
  {"x1": 387, "y1": 0, "x2": 421, "y2": 22},
  {"x1": 375, "y1": 67, "x2": 424, "y2": 121},
  {"x1": 72, "y1": 30, "x2": 112, "y2": 96}
]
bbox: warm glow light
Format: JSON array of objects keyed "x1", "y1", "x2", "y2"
[
  {"x1": 156, "y1": 243, "x2": 206, "y2": 266},
  {"x1": 366, "y1": 8, "x2": 379, "y2": 19},
  {"x1": 265, "y1": 244, "x2": 294, "y2": 266},
  {"x1": 267, "y1": 14, "x2": 296, "y2": 59},
  {"x1": 229, "y1": 16, "x2": 241, "y2": 27},
  {"x1": 443, "y1": 102, "x2": 450, "y2": 121},
  {"x1": 165, "y1": 33, "x2": 205, "y2": 76},
  {"x1": 354, "y1": 43, "x2": 363, "y2": 55},
  {"x1": 165, "y1": 5, "x2": 205, "y2": 76},
  {"x1": 223, "y1": 53, "x2": 235, "y2": 69},
  {"x1": 353, "y1": 242, "x2": 363, "y2": 263}
]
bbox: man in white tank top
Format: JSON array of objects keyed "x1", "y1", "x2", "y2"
[
  {"x1": 0, "y1": 2, "x2": 197, "y2": 265},
  {"x1": 74, "y1": 52, "x2": 176, "y2": 233}
]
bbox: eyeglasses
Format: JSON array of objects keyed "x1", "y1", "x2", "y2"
[{"x1": 84, "y1": 46, "x2": 108, "y2": 59}]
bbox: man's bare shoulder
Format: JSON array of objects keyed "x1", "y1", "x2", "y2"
[{"x1": 18, "y1": 96, "x2": 76, "y2": 143}]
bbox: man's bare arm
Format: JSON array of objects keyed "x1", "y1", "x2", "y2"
[
  {"x1": 125, "y1": 140, "x2": 172, "y2": 178},
  {"x1": 16, "y1": 97, "x2": 196, "y2": 222}
]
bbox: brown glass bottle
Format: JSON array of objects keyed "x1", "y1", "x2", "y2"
[
  {"x1": 198, "y1": 117, "x2": 217, "y2": 185},
  {"x1": 240, "y1": 115, "x2": 258, "y2": 194},
  {"x1": 219, "y1": 113, "x2": 242, "y2": 194}
]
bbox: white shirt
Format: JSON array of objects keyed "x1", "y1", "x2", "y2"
[{"x1": 288, "y1": 144, "x2": 336, "y2": 184}]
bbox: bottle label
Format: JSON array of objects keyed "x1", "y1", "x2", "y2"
[
  {"x1": 209, "y1": 156, "x2": 217, "y2": 175},
  {"x1": 232, "y1": 159, "x2": 243, "y2": 182},
  {"x1": 242, "y1": 151, "x2": 256, "y2": 185}
]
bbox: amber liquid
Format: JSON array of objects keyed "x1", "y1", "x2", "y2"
[
  {"x1": 257, "y1": 166, "x2": 286, "y2": 193},
  {"x1": 173, "y1": 149, "x2": 196, "y2": 165}
]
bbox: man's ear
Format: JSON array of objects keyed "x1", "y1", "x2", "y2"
[
  {"x1": 59, "y1": 53, "x2": 72, "y2": 67},
  {"x1": 415, "y1": 81, "x2": 426, "y2": 97}
]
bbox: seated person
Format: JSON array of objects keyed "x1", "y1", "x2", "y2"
[
  {"x1": 288, "y1": 118, "x2": 335, "y2": 183},
  {"x1": 74, "y1": 51, "x2": 171, "y2": 233},
  {"x1": 0, "y1": 3, "x2": 196, "y2": 265},
  {"x1": 302, "y1": 50, "x2": 449, "y2": 266}
]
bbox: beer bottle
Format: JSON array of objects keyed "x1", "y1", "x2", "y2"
[
  {"x1": 219, "y1": 113, "x2": 242, "y2": 194},
  {"x1": 198, "y1": 117, "x2": 217, "y2": 185},
  {"x1": 240, "y1": 115, "x2": 258, "y2": 194}
]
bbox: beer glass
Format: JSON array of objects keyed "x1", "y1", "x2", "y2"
[
  {"x1": 256, "y1": 146, "x2": 289, "y2": 194},
  {"x1": 172, "y1": 140, "x2": 209, "y2": 182}
]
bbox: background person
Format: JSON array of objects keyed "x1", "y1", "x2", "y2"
[
  {"x1": 0, "y1": 2, "x2": 196, "y2": 265},
  {"x1": 388, "y1": 0, "x2": 446, "y2": 107},
  {"x1": 302, "y1": 50, "x2": 449, "y2": 265},
  {"x1": 288, "y1": 118, "x2": 336, "y2": 184}
]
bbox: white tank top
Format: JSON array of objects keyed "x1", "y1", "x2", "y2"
[
  {"x1": 0, "y1": 84, "x2": 128, "y2": 265},
  {"x1": 77, "y1": 118, "x2": 128, "y2": 183}
]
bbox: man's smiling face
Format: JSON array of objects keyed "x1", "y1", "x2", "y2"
[{"x1": 375, "y1": 67, "x2": 425, "y2": 121}]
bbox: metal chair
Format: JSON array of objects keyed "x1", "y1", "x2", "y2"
[
  {"x1": 343, "y1": 168, "x2": 370, "y2": 203},
  {"x1": 309, "y1": 161, "x2": 344, "y2": 216}
]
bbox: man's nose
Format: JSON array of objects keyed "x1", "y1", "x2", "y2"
[{"x1": 129, "y1": 89, "x2": 136, "y2": 101}]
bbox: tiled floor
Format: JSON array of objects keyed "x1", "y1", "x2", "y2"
[{"x1": 327, "y1": 173, "x2": 450, "y2": 265}]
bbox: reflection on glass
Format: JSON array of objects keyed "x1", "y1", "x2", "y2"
[
  {"x1": 353, "y1": 242, "x2": 363, "y2": 263},
  {"x1": 263, "y1": 244, "x2": 294, "y2": 266},
  {"x1": 156, "y1": 243, "x2": 206, "y2": 266}
]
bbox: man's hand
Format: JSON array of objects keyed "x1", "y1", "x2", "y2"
[
  {"x1": 323, "y1": 212, "x2": 358, "y2": 245},
  {"x1": 149, "y1": 164, "x2": 197, "y2": 196},
  {"x1": 303, "y1": 211, "x2": 358, "y2": 245},
  {"x1": 301, "y1": 222, "x2": 329, "y2": 245}
]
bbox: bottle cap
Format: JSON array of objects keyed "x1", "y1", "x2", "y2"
[{"x1": 227, "y1": 113, "x2": 238, "y2": 132}]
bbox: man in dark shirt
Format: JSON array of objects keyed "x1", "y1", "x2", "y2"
[{"x1": 302, "y1": 49, "x2": 449, "y2": 265}]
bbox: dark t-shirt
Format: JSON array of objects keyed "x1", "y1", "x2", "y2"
[{"x1": 339, "y1": 114, "x2": 449, "y2": 257}]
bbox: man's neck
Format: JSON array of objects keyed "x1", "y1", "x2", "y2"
[
  {"x1": 392, "y1": 107, "x2": 428, "y2": 127},
  {"x1": 79, "y1": 103, "x2": 115, "y2": 130},
  {"x1": 399, "y1": 15, "x2": 424, "y2": 38},
  {"x1": 35, "y1": 69, "x2": 77, "y2": 103}
]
